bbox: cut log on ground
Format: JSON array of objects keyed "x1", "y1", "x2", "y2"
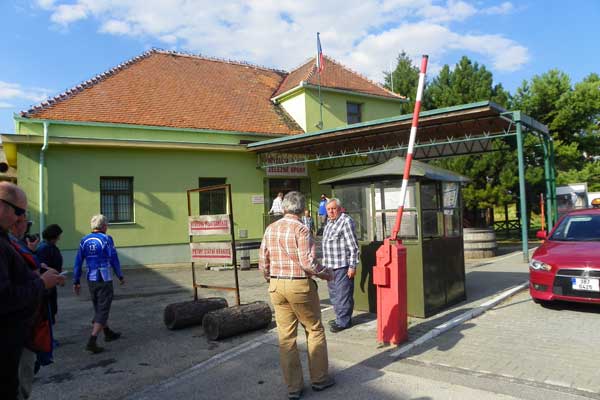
[
  {"x1": 202, "y1": 301, "x2": 272, "y2": 340},
  {"x1": 164, "y1": 298, "x2": 228, "y2": 330}
]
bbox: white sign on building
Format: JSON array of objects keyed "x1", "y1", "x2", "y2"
[
  {"x1": 264, "y1": 155, "x2": 308, "y2": 177},
  {"x1": 188, "y1": 215, "x2": 230, "y2": 236},
  {"x1": 190, "y1": 242, "x2": 233, "y2": 264}
]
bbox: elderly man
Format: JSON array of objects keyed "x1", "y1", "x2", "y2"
[
  {"x1": 0, "y1": 182, "x2": 63, "y2": 399},
  {"x1": 259, "y1": 191, "x2": 335, "y2": 400},
  {"x1": 73, "y1": 214, "x2": 124, "y2": 354},
  {"x1": 322, "y1": 198, "x2": 359, "y2": 333}
]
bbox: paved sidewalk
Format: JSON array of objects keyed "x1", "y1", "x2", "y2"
[{"x1": 37, "y1": 248, "x2": 586, "y2": 400}]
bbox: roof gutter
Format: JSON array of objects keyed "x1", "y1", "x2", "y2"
[
  {"x1": 1, "y1": 134, "x2": 250, "y2": 152},
  {"x1": 13, "y1": 115, "x2": 286, "y2": 139}
]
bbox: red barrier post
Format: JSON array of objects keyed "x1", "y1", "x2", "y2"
[{"x1": 374, "y1": 55, "x2": 428, "y2": 344}]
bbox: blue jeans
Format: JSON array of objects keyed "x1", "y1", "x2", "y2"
[{"x1": 327, "y1": 267, "x2": 354, "y2": 328}]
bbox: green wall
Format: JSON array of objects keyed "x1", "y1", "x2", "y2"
[
  {"x1": 20, "y1": 143, "x2": 266, "y2": 252},
  {"x1": 303, "y1": 89, "x2": 403, "y2": 133}
]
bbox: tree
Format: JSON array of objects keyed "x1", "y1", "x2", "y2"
[
  {"x1": 512, "y1": 70, "x2": 600, "y2": 221},
  {"x1": 425, "y1": 56, "x2": 510, "y2": 109},
  {"x1": 383, "y1": 51, "x2": 420, "y2": 114},
  {"x1": 423, "y1": 56, "x2": 513, "y2": 226},
  {"x1": 551, "y1": 73, "x2": 600, "y2": 158}
]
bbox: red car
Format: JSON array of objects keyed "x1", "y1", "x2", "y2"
[{"x1": 530, "y1": 208, "x2": 600, "y2": 305}]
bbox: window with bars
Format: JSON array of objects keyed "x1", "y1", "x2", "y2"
[
  {"x1": 100, "y1": 177, "x2": 133, "y2": 223},
  {"x1": 198, "y1": 178, "x2": 227, "y2": 215},
  {"x1": 346, "y1": 102, "x2": 362, "y2": 124}
]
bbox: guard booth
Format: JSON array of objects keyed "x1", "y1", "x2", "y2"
[{"x1": 320, "y1": 156, "x2": 470, "y2": 318}]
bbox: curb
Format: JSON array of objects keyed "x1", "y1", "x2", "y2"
[{"x1": 389, "y1": 281, "x2": 529, "y2": 358}]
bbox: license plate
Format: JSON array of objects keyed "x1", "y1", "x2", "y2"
[{"x1": 571, "y1": 278, "x2": 600, "y2": 292}]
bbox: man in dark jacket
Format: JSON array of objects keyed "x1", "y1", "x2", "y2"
[{"x1": 0, "y1": 182, "x2": 63, "y2": 399}]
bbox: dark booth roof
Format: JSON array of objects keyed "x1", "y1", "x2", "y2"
[{"x1": 319, "y1": 156, "x2": 470, "y2": 184}]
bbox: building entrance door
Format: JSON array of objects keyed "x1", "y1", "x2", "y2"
[{"x1": 268, "y1": 178, "x2": 301, "y2": 206}]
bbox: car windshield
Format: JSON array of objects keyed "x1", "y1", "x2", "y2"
[{"x1": 550, "y1": 214, "x2": 600, "y2": 241}]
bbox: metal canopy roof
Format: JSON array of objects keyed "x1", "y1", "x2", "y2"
[
  {"x1": 319, "y1": 156, "x2": 470, "y2": 184},
  {"x1": 248, "y1": 101, "x2": 548, "y2": 168},
  {"x1": 248, "y1": 100, "x2": 552, "y2": 262}
]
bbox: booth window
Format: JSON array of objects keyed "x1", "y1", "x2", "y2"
[
  {"x1": 198, "y1": 178, "x2": 226, "y2": 215},
  {"x1": 100, "y1": 177, "x2": 133, "y2": 223},
  {"x1": 333, "y1": 184, "x2": 369, "y2": 241},
  {"x1": 346, "y1": 102, "x2": 362, "y2": 124},
  {"x1": 421, "y1": 182, "x2": 441, "y2": 238},
  {"x1": 442, "y1": 182, "x2": 461, "y2": 237},
  {"x1": 374, "y1": 181, "x2": 418, "y2": 240}
]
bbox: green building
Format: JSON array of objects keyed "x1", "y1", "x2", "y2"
[{"x1": 2, "y1": 49, "x2": 406, "y2": 266}]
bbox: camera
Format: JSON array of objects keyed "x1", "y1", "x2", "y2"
[
  {"x1": 25, "y1": 233, "x2": 40, "y2": 242},
  {"x1": 24, "y1": 221, "x2": 39, "y2": 242}
]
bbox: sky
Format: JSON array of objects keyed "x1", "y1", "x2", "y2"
[{"x1": 0, "y1": 0, "x2": 598, "y2": 134}]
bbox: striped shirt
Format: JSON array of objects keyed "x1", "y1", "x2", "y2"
[
  {"x1": 259, "y1": 215, "x2": 325, "y2": 279},
  {"x1": 322, "y1": 213, "x2": 359, "y2": 270}
]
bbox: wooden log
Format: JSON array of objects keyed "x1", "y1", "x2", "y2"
[
  {"x1": 202, "y1": 301, "x2": 272, "y2": 340},
  {"x1": 164, "y1": 298, "x2": 228, "y2": 330}
]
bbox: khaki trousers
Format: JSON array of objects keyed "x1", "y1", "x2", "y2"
[{"x1": 269, "y1": 278, "x2": 329, "y2": 393}]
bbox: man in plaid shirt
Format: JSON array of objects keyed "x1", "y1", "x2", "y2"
[
  {"x1": 259, "y1": 191, "x2": 335, "y2": 399},
  {"x1": 322, "y1": 198, "x2": 359, "y2": 333}
]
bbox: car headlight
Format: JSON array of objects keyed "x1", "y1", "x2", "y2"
[{"x1": 529, "y1": 258, "x2": 552, "y2": 271}]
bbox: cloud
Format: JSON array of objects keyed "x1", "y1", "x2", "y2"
[
  {"x1": 35, "y1": 0, "x2": 56, "y2": 10},
  {"x1": 34, "y1": 0, "x2": 529, "y2": 83},
  {"x1": 457, "y1": 34, "x2": 529, "y2": 71},
  {"x1": 483, "y1": 2, "x2": 513, "y2": 15},
  {"x1": 50, "y1": 3, "x2": 89, "y2": 25},
  {"x1": 0, "y1": 81, "x2": 50, "y2": 105},
  {"x1": 418, "y1": 0, "x2": 477, "y2": 23},
  {"x1": 100, "y1": 19, "x2": 132, "y2": 35}
]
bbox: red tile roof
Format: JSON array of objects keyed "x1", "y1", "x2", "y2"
[
  {"x1": 22, "y1": 50, "x2": 402, "y2": 135},
  {"x1": 22, "y1": 50, "x2": 302, "y2": 135},
  {"x1": 273, "y1": 56, "x2": 403, "y2": 100}
]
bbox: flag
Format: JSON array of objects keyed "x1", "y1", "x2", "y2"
[{"x1": 317, "y1": 32, "x2": 324, "y2": 74}]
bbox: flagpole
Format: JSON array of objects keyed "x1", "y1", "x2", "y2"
[
  {"x1": 317, "y1": 32, "x2": 323, "y2": 129},
  {"x1": 318, "y1": 72, "x2": 323, "y2": 129}
]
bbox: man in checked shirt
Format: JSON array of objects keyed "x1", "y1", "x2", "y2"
[
  {"x1": 259, "y1": 191, "x2": 335, "y2": 400},
  {"x1": 322, "y1": 198, "x2": 359, "y2": 333}
]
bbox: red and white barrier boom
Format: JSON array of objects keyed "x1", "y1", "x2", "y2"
[{"x1": 373, "y1": 55, "x2": 428, "y2": 344}]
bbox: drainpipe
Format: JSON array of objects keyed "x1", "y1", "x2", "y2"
[{"x1": 39, "y1": 121, "x2": 49, "y2": 232}]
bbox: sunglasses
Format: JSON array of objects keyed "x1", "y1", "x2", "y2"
[{"x1": 0, "y1": 199, "x2": 26, "y2": 216}]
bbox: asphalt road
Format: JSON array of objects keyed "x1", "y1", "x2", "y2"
[{"x1": 29, "y1": 252, "x2": 600, "y2": 400}]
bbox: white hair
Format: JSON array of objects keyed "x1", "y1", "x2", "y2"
[
  {"x1": 327, "y1": 198, "x2": 342, "y2": 208},
  {"x1": 282, "y1": 191, "x2": 305, "y2": 215},
  {"x1": 90, "y1": 214, "x2": 108, "y2": 230}
]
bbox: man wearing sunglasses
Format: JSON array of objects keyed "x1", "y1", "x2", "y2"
[{"x1": 0, "y1": 182, "x2": 64, "y2": 399}]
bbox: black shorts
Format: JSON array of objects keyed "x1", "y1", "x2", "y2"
[{"x1": 88, "y1": 280, "x2": 114, "y2": 325}]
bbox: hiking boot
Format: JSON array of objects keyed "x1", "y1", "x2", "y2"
[
  {"x1": 104, "y1": 327, "x2": 121, "y2": 342},
  {"x1": 85, "y1": 337, "x2": 104, "y2": 354},
  {"x1": 312, "y1": 377, "x2": 335, "y2": 391},
  {"x1": 329, "y1": 322, "x2": 350, "y2": 333},
  {"x1": 287, "y1": 389, "x2": 303, "y2": 399}
]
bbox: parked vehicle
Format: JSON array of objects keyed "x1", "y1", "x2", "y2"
[
  {"x1": 556, "y1": 183, "x2": 588, "y2": 219},
  {"x1": 529, "y1": 208, "x2": 600, "y2": 305}
]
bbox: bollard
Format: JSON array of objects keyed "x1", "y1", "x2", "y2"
[{"x1": 373, "y1": 239, "x2": 407, "y2": 345}]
